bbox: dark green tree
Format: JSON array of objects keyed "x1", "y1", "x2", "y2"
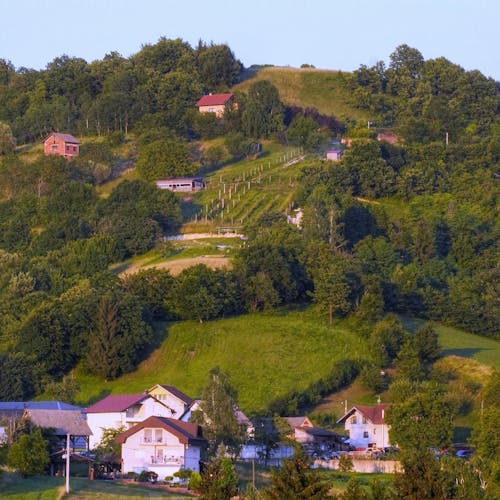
[
  {"x1": 264, "y1": 447, "x2": 329, "y2": 499},
  {"x1": 243, "y1": 80, "x2": 284, "y2": 138},
  {"x1": 136, "y1": 138, "x2": 193, "y2": 180},
  {"x1": 199, "y1": 456, "x2": 239, "y2": 500}
]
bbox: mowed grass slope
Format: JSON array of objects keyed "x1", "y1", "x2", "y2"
[
  {"x1": 74, "y1": 310, "x2": 372, "y2": 414},
  {"x1": 235, "y1": 67, "x2": 368, "y2": 121}
]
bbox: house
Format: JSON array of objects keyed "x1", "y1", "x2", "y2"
[
  {"x1": 0, "y1": 401, "x2": 83, "y2": 444},
  {"x1": 155, "y1": 177, "x2": 205, "y2": 192},
  {"x1": 180, "y1": 400, "x2": 255, "y2": 438},
  {"x1": 195, "y1": 93, "x2": 235, "y2": 118},
  {"x1": 337, "y1": 403, "x2": 391, "y2": 450},
  {"x1": 116, "y1": 416, "x2": 206, "y2": 477},
  {"x1": 86, "y1": 394, "x2": 177, "y2": 449},
  {"x1": 24, "y1": 408, "x2": 92, "y2": 458},
  {"x1": 325, "y1": 149, "x2": 343, "y2": 161},
  {"x1": 43, "y1": 132, "x2": 80, "y2": 158},
  {"x1": 284, "y1": 416, "x2": 338, "y2": 445},
  {"x1": 146, "y1": 385, "x2": 194, "y2": 419}
]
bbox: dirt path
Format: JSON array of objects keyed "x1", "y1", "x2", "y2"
[{"x1": 120, "y1": 255, "x2": 232, "y2": 277}]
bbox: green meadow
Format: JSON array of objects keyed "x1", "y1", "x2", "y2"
[{"x1": 72, "y1": 307, "x2": 499, "y2": 414}]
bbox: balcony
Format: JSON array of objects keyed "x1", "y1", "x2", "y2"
[
  {"x1": 150, "y1": 456, "x2": 184, "y2": 465},
  {"x1": 142, "y1": 437, "x2": 163, "y2": 444}
]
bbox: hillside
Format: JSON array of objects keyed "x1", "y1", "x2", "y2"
[
  {"x1": 71, "y1": 308, "x2": 500, "y2": 415},
  {"x1": 235, "y1": 66, "x2": 368, "y2": 121},
  {"x1": 73, "y1": 308, "x2": 372, "y2": 413}
]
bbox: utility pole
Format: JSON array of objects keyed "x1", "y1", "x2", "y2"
[{"x1": 65, "y1": 433, "x2": 70, "y2": 494}]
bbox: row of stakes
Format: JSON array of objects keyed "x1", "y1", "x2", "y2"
[{"x1": 192, "y1": 150, "x2": 303, "y2": 224}]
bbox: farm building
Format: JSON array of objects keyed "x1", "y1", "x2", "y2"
[
  {"x1": 325, "y1": 149, "x2": 343, "y2": 161},
  {"x1": 43, "y1": 132, "x2": 80, "y2": 158},
  {"x1": 195, "y1": 93, "x2": 235, "y2": 118},
  {"x1": 155, "y1": 178, "x2": 205, "y2": 192}
]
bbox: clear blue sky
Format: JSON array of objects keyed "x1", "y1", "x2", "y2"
[{"x1": 1, "y1": 0, "x2": 498, "y2": 80}]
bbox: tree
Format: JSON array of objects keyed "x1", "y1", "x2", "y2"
[
  {"x1": 264, "y1": 447, "x2": 329, "y2": 499},
  {"x1": 243, "y1": 80, "x2": 284, "y2": 138},
  {"x1": 199, "y1": 456, "x2": 239, "y2": 500},
  {"x1": 311, "y1": 259, "x2": 352, "y2": 326},
  {"x1": 414, "y1": 323, "x2": 441, "y2": 365},
  {"x1": 93, "y1": 426, "x2": 123, "y2": 465},
  {"x1": 136, "y1": 138, "x2": 194, "y2": 180},
  {"x1": 0, "y1": 121, "x2": 16, "y2": 154},
  {"x1": 85, "y1": 292, "x2": 153, "y2": 380},
  {"x1": 192, "y1": 367, "x2": 245, "y2": 457},
  {"x1": 8, "y1": 428, "x2": 49, "y2": 477},
  {"x1": 170, "y1": 265, "x2": 241, "y2": 322},
  {"x1": 386, "y1": 382, "x2": 455, "y2": 451}
]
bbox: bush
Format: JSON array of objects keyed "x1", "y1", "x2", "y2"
[
  {"x1": 174, "y1": 468, "x2": 193, "y2": 480},
  {"x1": 137, "y1": 470, "x2": 158, "y2": 483},
  {"x1": 338, "y1": 454, "x2": 354, "y2": 472},
  {"x1": 188, "y1": 471, "x2": 202, "y2": 491}
]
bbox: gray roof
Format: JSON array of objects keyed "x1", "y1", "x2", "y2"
[
  {"x1": 25, "y1": 409, "x2": 92, "y2": 436},
  {"x1": 0, "y1": 401, "x2": 82, "y2": 412},
  {"x1": 0, "y1": 401, "x2": 83, "y2": 422}
]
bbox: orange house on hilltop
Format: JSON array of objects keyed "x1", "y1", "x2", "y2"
[
  {"x1": 195, "y1": 93, "x2": 235, "y2": 118},
  {"x1": 43, "y1": 132, "x2": 80, "y2": 159}
]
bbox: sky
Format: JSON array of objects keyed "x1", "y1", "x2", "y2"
[{"x1": 1, "y1": 0, "x2": 498, "y2": 80}]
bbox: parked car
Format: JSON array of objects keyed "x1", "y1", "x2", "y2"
[{"x1": 456, "y1": 449, "x2": 473, "y2": 459}]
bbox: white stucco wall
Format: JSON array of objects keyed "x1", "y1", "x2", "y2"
[
  {"x1": 87, "y1": 398, "x2": 176, "y2": 449},
  {"x1": 344, "y1": 410, "x2": 390, "y2": 449},
  {"x1": 121, "y1": 427, "x2": 202, "y2": 477},
  {"x1": 87, "y1": 412, "x2": 127, "y2": 449}
]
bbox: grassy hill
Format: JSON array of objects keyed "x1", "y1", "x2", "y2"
[
  {"x1": 235, "y1": 66, "x2": 368, "y2": 122},
  {"x1": 73, "y1": 308, "x2": 372, "y2": 414},
  {"x1": 72, "y1": 308, "x2": 500, "y2": 416}
]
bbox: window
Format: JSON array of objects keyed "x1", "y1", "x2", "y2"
[
  {"x1": 143, "y1": 429, "x2": 152, "y2": 443},
  {"x1": 363, "y1": 431, "x2": 369, "y2": 439},
  {"x1": 350, "y1": 416, "x2": 357, "y2": 425},
  {"x1": 362, "y1": 416, "x2": 368, "y2": 424},
  {"x1": 373, "y1": 429, "x2": 376, "y2": 435},
  {"x1": 154, "y1": 429, "x2": 163, "y2": 443}
]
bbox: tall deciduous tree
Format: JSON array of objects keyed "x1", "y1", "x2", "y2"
[
  {"x1": 243, "y1": 80, "x2": 284, "y2": 138},
  {"x1": 191, "y1": 367, "x2": 245, "y2": 457},
  {"x1": 136, "y1": 138, "x2": 193, "y2": 180}
]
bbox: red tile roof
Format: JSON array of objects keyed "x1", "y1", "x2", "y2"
[
  {"x1": 45, "y1": 132, "x2": 80, "y2": 144},
  {"x1": 337, "y1": 403, "x2": 390, "y2": 425},
  {"x1": 85, "y1": 394, "x2": 149, "y2": 413},
  {"x1": 195, "y1": 93, "x2": 234, "y2": 107},
  {"x1": 115, "y1": 416, "x2": 206, "y2": 445}
]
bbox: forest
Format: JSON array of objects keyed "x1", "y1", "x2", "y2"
[{"x1": 0, "y1": 39, "x2": 498, "y2": 405}]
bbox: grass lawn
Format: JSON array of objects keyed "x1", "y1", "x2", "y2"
[
  {"x1": 74, "y1": 308, "x2": 372, "y2": 413},
  {"x1": 0, "y1": 473, "x2": 192, "y2": 499},
  {"x1": 234, "y1": 67, "x2": 367, "y2": 121},
  {"x1": 401, "y1": 316, "x2": 500, "y2": 368}
]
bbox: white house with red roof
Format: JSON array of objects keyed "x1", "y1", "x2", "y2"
[
  {"x1": 195, "y1": 93, "x2": 235, "y2": 118},
  {"x1": 43, "y1": 132, "x2": 80, "y2": 158},
  {"x1": 337, "y1": 403, "x2": 391, "y2": 450},
  {"x1": 86, "y1": 394, "x2": 176, "y2": 449},
  {"x1": 116, "y1": 416, "x2": 206, "y2": 477},
  {"x1": 146, "y1": 384, "x2": 194, "y2": 419}
]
